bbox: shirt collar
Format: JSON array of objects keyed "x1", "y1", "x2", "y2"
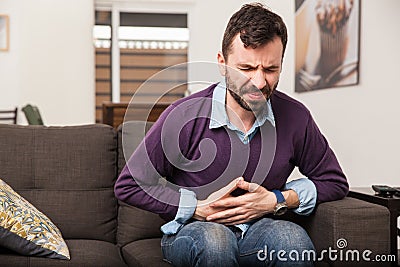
[{"x1": 209, "y1": 80, "x2": 275, "y2": 129}]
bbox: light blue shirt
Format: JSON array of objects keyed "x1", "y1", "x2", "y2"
[{"x1": 161, "y1": 81, "x2": 317, "y2": 235}]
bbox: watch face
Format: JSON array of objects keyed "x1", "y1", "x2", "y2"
[{"x1": 274, "y1": 203, "x2": 288, "y2": 216}]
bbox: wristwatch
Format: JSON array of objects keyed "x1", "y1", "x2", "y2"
[{"x1": 272, "y1": 190, "x2": 288, "y2": 216}]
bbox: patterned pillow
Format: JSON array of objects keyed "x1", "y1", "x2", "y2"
[{"x1": 0, "y1": 178, "x2": 70, "y2": 260}]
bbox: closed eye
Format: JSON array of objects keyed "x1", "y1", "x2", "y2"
[
  {"x1": 237, "y1": 65, "x2": 256, "y2": 71},
  {"x1": 263, "y1": 67, "x2": 279, "y2": 73}
]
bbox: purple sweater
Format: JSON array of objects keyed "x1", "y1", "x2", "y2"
[{"x1": 115, "y1": 84, "x2": 348, "y2": 221}]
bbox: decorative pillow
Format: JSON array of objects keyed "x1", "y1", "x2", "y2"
[{"x1": 0, "y1": 178, "x2": 70, "y2": 260}]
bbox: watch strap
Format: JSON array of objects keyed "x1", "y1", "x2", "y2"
[{"x1": 272, "y1": 189, "x2": 285, "y2": 203}]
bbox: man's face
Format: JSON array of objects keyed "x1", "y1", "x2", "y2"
[{"x1": 218, "y1": 34, "x2": 283, "y2": 114}]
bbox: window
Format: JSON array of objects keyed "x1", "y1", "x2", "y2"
[{"x1": 93, "y1": 11, "x2": 189, "y2": 123}]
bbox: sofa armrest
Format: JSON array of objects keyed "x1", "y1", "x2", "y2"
[{"x1": 290, "y1": 197, "x2": 391, "y2": 266}]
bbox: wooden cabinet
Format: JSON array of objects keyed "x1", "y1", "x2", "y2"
[{"x1": 102, "y1": 102, "x2": 170, "y2": 128}]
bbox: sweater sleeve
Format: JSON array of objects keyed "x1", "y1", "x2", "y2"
[
  {"x1": 114, "y1": 105, "x2": 183, "y2": 222},
  {"x1": 296, "y1": 113, "x2": 349, "y2": 203}
]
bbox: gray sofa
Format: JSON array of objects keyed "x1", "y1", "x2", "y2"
[{"x1": 0, "y1": 123, "x2": 392, "y2": 266}]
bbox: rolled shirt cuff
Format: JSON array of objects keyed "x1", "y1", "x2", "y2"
[
  {"x1": 160, "y1": 188, "x2": 197, "y2": 235},
  {"x1": 284, "y1": 178, "x2": 317, "y2": 216}
]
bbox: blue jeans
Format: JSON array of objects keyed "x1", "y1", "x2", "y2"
[{"x1": 161, "y1": 218, "x2": 315, "y2": 267}]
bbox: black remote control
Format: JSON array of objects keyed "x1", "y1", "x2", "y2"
[
  {"x1": 395, "y1": 187, "x2": 400, "y2": 197},
  {"x1": 372, "y1": 185, "x2": 397, "y2": 197}
]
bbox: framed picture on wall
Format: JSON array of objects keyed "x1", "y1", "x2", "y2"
[
  {"x1": 0, "y1": 14, "x2": 10, "y2": 51},
  {"x1": 295, "y1": 0, "x2": 360, "y2": 92}
]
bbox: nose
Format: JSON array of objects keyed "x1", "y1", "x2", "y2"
[{"x1": 250, "y1": 69, "x2": 267, "y2": 90}]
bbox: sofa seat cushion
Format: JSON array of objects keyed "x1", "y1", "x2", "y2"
[
  {"x1": 121, "y1": 238, "x2": 170, "y2": 267},
  {"x1": 0, "y1": 239, "x2": 127, "y2": 267}
]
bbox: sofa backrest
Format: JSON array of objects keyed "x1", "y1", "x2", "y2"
[
  {"x1": 116, "y1": 122, "x2": 166, "y2": 247},
  {"x1": 0, "y1": 124, "x2": 118, "y2": 243}
]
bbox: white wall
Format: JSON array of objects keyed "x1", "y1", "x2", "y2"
[
  {"x1": 0, "y1": 3, "x2": 19, "y2": 111},
  {"x1": 1, "y1": 0, "x2": 399, "y2": 186},
  {"x1": 265, "y1": 0, "x2": 400, "y2": 187},
  {"x1": 0, "y1": 0, "x2": 94, "y2": 125}
]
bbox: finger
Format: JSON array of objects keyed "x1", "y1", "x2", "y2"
[
  {"x1": 236, "y1": 180, "x2": 260, "y2": 193},
  {"x1": 223, "y1": 217, "x2": 253, "y2": 226},
  {"x1": 206, "y1": 177, "x2": 243, "y2": 202},
  {"x1": 212, "y1": 214, "x2": 251, "y2": 225},
  {"x1": 220, "y1": 212, "x2": 263, "y2": 225},
  {"x1": 210, "y1": 196, "x2": 240, "y2": 208},
  {"x1": 223, "y1": 176, "x2": 244, "y2": 195},
  {"x1": 206, "y1": 207, "x2": 242, "y2": 221}
]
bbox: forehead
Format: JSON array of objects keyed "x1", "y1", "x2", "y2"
[{"x1": 227, "y1": 34, "x2": 283, "y2": 65}]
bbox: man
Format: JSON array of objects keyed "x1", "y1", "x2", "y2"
[{"x1": 115, "y1": 3, "x2": 348, "y2": 266}]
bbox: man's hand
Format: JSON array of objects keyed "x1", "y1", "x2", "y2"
[
  {"x1": 192, "y1": 177, "x2": 243, "y2": 221},
  {"x1": 204, "y1": 179, "x2": 276, "y2": 225},
  {"x1": 204, "y1": 180, "x2": 300, "y2": 225}
]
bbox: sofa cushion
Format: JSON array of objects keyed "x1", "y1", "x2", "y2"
[
  {"x1": 121, "y1": 238, "x2": 170, "y2": 267},
  {"x1": 117, "y1": 121, "x2": 153, "y2": 174},
  {"x1": 0, "y1": 179, "x2": 69, "y2": 260},
  {"x1": 16, "y1": 189, "x2": 117, "y2": 242},
  {"x1": 117, "y1": 201, "x2": 165, "y2": 246},
  {"x1": 0, "y1": 124, "x2": 117, "y2": 190},
  {"x1": 0, "y1": 124, "x2": 118, "y2": 242},
  {"x1": 116, "y1": 122, "x2": 166, "y2": 246},
  {"x1": 0, "y1": 239, "x2": 127, "y2": 267}
]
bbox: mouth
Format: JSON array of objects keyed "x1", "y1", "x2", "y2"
[
  {"x1": 243, "y1": 86, "x2": 271, "y2": 100},
  {"x1": 241, "y1": 81, "x2": 271, "y2": 101},
  {"x1": 246, "y1": 91, "x2": 265, "y2": 100}
]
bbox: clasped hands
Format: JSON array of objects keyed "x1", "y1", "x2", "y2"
[{"x1": 193, "y1": 177, "x2": 285, "y2": 225}]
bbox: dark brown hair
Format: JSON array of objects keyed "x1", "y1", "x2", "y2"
[{"x1": 222, "y1": 2, "x2": 288, "y2": 61}]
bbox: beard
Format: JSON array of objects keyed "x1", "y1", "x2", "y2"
[{"x1": 226, "y1": 73, "x2": 278, "y2": 116}]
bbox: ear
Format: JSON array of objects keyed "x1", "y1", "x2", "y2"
[{"x1": 217, "y1": 51, "x2": 226, "y2": 76}]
